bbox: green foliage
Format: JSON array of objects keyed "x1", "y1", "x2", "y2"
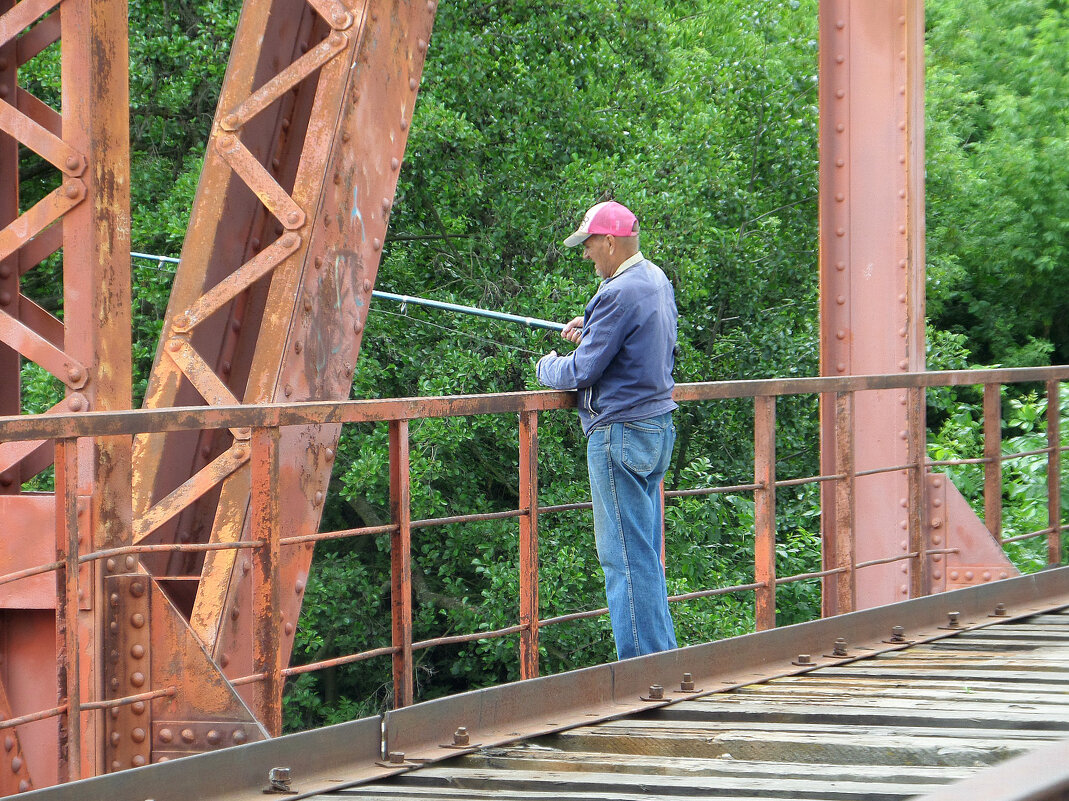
[{"x1": 926, "y1": 0, "x2": 1069, "y2": 365}]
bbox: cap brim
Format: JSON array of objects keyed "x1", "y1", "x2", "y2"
[{"x1": 563, "y1": 231, "x2": 590, "y2": 248}]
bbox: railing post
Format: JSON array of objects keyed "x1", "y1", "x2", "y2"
[
  {"x1": 250, "y1": 426, "x2": 282, "y2": 736},
  {"x1": 824, "y1": 391, "x2": 856, "y2": 616},
  {"x1": 54, "y1": 437, "x2": 81, "y2": 781},
  {"x1": 753, "y1": 396, "x2": 776, "y2": 631},
  {"x1": 1048, "y1": 380, "x2": 1062, "y2": 565},
  {"x1": 389, "y1": 420, "x2": 413, "y2": 706},
  {"x1": 983, "y1": 383, "x2": 1002, "y2": 539},
  {"x1": 907, "y1": 386, "x2": 928, "y2": 597},
  {"x1": 518, "y1": 410, "x2": 540, "y2": 678}
]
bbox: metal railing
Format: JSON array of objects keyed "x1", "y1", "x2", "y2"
[{"x1": 0, "y1": 366, "x2": 1066, "y2": 762}]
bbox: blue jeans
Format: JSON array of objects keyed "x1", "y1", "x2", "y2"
[{"x1": 587, "y1": 411, "x2": 677, "y2": 660}]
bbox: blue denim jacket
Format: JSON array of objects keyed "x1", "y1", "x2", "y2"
[{"x1": 537, "y1": 259, "x2": 677, "y2": 435}]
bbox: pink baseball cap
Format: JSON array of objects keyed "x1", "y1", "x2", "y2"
[{"x1": 563, "y1": 201, "x2": 638, "y2": 247}]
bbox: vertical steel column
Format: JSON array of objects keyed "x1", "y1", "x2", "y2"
[
  {"x1": 250, "y1": 426, "x2": 282, "y2": 736},
  {"x1": 823, "y1": 392, "x2": 856, "y2": 616},
  {"x1": 753, "y1": 396, "x2": 776, "y2": 631},
  {"x1": 0, "y1": 0, "x2": 18, "y2": 465},
  {"x1": 54, "y1": 437, "x2": 80, "y2": 781},
  {"x1": 389, "y1": 420, "x2": 413, "y2": 708},
  {"x1": 518, "y1": 410, "x2": 540, "y2": 679},
  {"x1": 907, "y1": 386, "x2": 928, "y2": 596},
  {"x1": 1048, "y1": 381, "x2": 1062, "y2": 565},
  {"x1": 983, "y1": 384, "x2": 1003, "y2": 539},
  {"x1": 818, "y1": 0, "x2": 926, "y2": 608}
]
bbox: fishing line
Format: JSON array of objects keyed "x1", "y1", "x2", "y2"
[{"x1": 369, "y1": 307, "x2": 546, "y2": 356}]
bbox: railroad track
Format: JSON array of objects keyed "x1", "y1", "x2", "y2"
[
  {"x1": 23, "y1": 568, "x2": 1069, "y2": 801},
  {"x1": 340, "y1": 610, "x2": 1069, "y2": 800}
]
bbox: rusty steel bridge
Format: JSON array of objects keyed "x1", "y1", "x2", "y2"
[{"x1": 0, "y1": 0, "x2": 1066, "y2": 798}]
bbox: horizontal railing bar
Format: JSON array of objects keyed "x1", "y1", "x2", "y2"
[
  {"x1": 666, "y1": 482, "x2": 763, "y2": 498},
  {"x1": 539, "y1": 501, "x2": 593, "y2": 514},
  {"x1": 776, "y1": 567, "x2": 849, "y2": 584},
  {"x1": 854, "y1": 463, "x2": 918, "y2": 477},
  {"x1": 1002, "y1": 527, "x2": 1056, "y2": 544},
  {"x1": 413, "y1": 625, "x2": 526, "y2": 651},
  {"x1": 668, "y1": 582, "x2": 767, "y2": 603},
  {"x1": 0, "y1": 704, "x2": 66, "y2": 731},
  {"x1": 80, "y1": 687, "x2": 176, "y2": 711},
  {"x1": 775, "y1": 473, "x2": 844, "y2": 488},
  {"x1": 2, "y1": 367, "x2": 1066, "y2": 441},
  {"x1": 856, "y1": 552, "x2": 919, "y2": 569},
  {"x1": 78, "y1": 541, "x2": 262, "y2": 565},
  {"x1": 0, "y1": 559, "x2": 62, "y2": 587},
  {"x1": 540, "y1": 607, "x2": 610, "y2": 626},
  {"x1": 281, "y1": 524, "x2": 398, "y2": 546},
  {"x1": 929, "y1": 456, "x2": 991, "y2": 467},
  {"x1": 282, "y1": 646, "x2": 400, "y2": 678},
  {"x1": 410, "y1": 509, "x2": 525, "y2": 530},
  {"x1": 1001, "y1": 446, "x2": 1055, "y2": 462}
]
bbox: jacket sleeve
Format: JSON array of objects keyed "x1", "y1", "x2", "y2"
[{"x1": 536, "y1": 290, "x2": 627, "y2": 390}]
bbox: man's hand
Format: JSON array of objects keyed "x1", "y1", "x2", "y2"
[{"x1": 561, "y1": 315, "x2": 584, "y2": 344}]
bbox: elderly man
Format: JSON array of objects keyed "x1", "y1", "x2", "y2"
[{"x1": 536, "y1": 200, "x2": 678, "y2": 660}]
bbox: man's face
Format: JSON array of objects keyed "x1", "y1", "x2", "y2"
[{"x1": 582, "y1": 234, "x2": 615, "y2": 280}]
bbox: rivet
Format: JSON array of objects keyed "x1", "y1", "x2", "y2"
[
  {"x1": 899, "y1": 293, "x2": 907, "y2": 303},
  {"x1": 932, "y1": 534, "x2": 942, "y2": 545},
  {"x1": 835, "y1": 89, "x2": 845, "y2": 99},
  {"x1": 982, "y1": 571, "x2": 992, "y2": 581},
  {"x1": 933, "y1": 478, "x2": 943, "y2": 488},
  {"x1": 836, "y1": 295, "x2": 846, "y2": 305},
  {"x1": 899, "y1": 259, "x2": 907, "y2": 268},
  {"x1": 18, "y1": 781, "x2": 28, "y2": 793},
  {"x1": 233, "y1": 730, "x2": 248, "y2": 745},
  {"x1": 417, "y1": 39, "x2": 427, "y2": 51},
  {"x1": 167, "y1": 339, "x2": 182, "y2": 352},
  {"x1": 900, "y1": 328, "x2": 908, "y2": 337},
  {"x1": 835, "y1": 123, "x2": 845, "y2": 133},
  {"x1": 231, "y1": 608, "x2": 240, "y2": 621},
  {"x1": 132, "y1": 755, "x2": 146, "y2": 767},
  {"x1": 131, "y1": 672, "x2": 145, "y2": 687},
  {"x1": 354, "y1": 319, "x2": 363, "y2": 333},
  {"x1": 295, "y1": 579, "x2": 306, "y2": 594},
  {"x1": 0, "y1": 264, "x2": 10, "y2": 278},
  {"x1": 220, "y1": 653, "x2": 230, "y2": 668},
  {"x1": 933, "y1": 570, "x2": 942, "y2": 579},
  {"x1": 304, "y1": 297, "x2": 313, "y2": 312},
  {"x1": 287, "y1": 211, "x2": 301, "y2": 226},
  {"x1": 836, "y1": 363, "x2": 846, "y2": 373},
  {"x1": 325, "y1": 448, "x2": 335, "y2": 462},
  {"x1": 110, "y1": 622, "x2": 119, "y2": 633},
  {"x1": 950, "y1": 570, "x2": 959, "y2": 580},
  {"x1": 110, "y1": 732, "x2": 121, "y2": 746},
  {"x1": 131, "y1": 644, "x2": 145, "y2": 659},
  {"x1": 64, "y1": 182, "x2": 80, "y2": 199},
  {"x1": 964, "y1": 570, "x2": 974, "y2": 580},
  {"x1": 931, "y1": 518, "x2": 942, "y2": 529},
  {"x1": 130, "y1": 581, "x2": 145, "y2": 597},
  {"x1": 314, "y1": 255, "x2": 324, "y2": 269},
  {"x1": 373, "y1": 238, "x2": 382, "y2": 250},
  {"x1": 250, "y1": 238, "x2": 261, "y2": 251},
  {"x1": 900, "y1": 520, "x2": 908, "y2": 530},
  {"x1": 130, "y1": 613, "x2": 145, "y2": 628},
  {"x1": 242, "y1": 560, "x2": 251, "y2": 575},
  {"x1": 901, "y1": 584, "x2": 908, "y2": 594},
  {"x1": 110, "y1": 593, "x2": 120, "y2": 607},
  {"x1": 67, "y1": 395, "x2": 86, "y2": 412},
  {"x1": 835, "y1": 261, "x2": 845, "y2": 271},
  {"x1": 899, "y1": 189, "x2": 907, "y2": 198},
  {"x1": 835, "y1": 158, "x2": 844, "y2": 167},
  {"x1": 133, "y1": 701, "x2": 146, "y2": 715},
  {"x1": 110, "y1": 707, "x2": 120, "y2": 719},
  {"x1": 281, "y1": 118, "x2": 291, "y2": 130},
  {"x1": 391, "y1": 157, "x2": 400, "y2": 170},
  {"x1": 313, "y1": 491, "x2": 324, "y2": 506},
  {"x1": 132, "y1": 728, "x2": 146, "y2": 743},
  {"x1": 899, "y1": 121, "x2": 907, "y2": 131},
  {"x1": 284, "y1": 385, "x2": 293, "y2": 398},
  {"x1": 181, "y1": 729, "x2": 195, "y2": 744},
  {"x1": 835, "y1": 19, "x2": 845, "y2": 29},
  {"x1": 835, "y1": 54, "x2": 844, "y2": 64},
  {"x1": 159, "y1": 728, "x2": 173, "y2": 744},
  {"x1": 899, "y1": 154, "x2": 906, "y2": 163},
  {"x1": 206, "y1": 730, "x2": 221, "y2": 746},
  {"x1": 899, "y1": 359, "x2": 909, "y2": 370},
  {"x1": 285, "y1": 622, "x2": 294, "y2": 635},
  {"x1": 400, "y1": 118, "x2": 408, "y2": 131},
  {"x1": 111, "y1": 761, "x2": 122, "y2": 771},
  {"x1": 899, "y1": 225, "x2": 907, "y2": 234},
  {"x1": 382, "y1": 197, "x2": 392, "y2": 212},
  {"x1": 835, "y1": 227, "x2": 845, "y2": 237},
  {"x1": 835, "y1": 193, "x2": 844, "y2": 202},
  {"x1": 110, "y1": 677, "x2": 120, "y2": 690},
  {"x1": 409, "y1": 78, "x2": 418, "y2": 90},
  {"x1": 933, "y1": 555, "x2": 943, "y2": 564},
  {"x1": 835, "y1": 330, "x2": 846, "y2": 340},
  {"x1": 295, "y1": 342, "x2": 302, "y2": 354},
  {"x1": 999, "y1": 571, "x2": 1008, "y2": 579},
  {"x1": 3, "y1": 736, "x2": 12, "y2": 753}
]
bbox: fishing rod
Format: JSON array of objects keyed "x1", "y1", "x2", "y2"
[
  {"x1": 129, "y1": 252, "x2": 565, "y2": 332},
  {"x1": 371, "y1": 290, "x2": 565, "y2": 332}
]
